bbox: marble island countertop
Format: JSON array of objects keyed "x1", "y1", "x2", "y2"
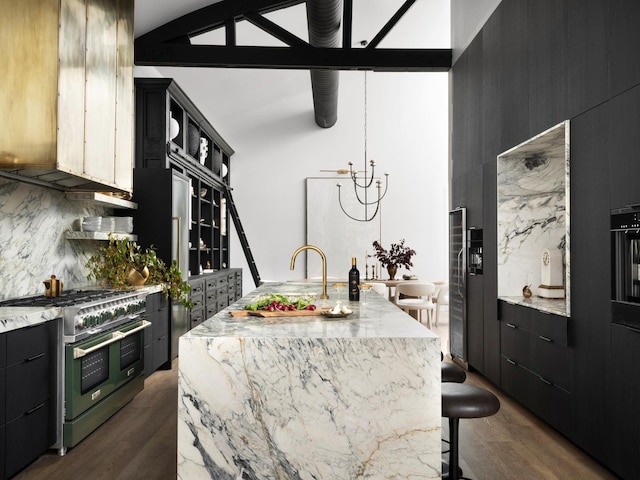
[
  {"x1": 178, "y1": 281, "x2": 442, "y2": 479},
  {"x1": 499, "y1": 295, "x2": 568, "y2": 316}
]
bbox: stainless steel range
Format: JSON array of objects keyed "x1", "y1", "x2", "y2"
[{"x1": 0, "y1": 289, "x2": 151, "y2": 455}]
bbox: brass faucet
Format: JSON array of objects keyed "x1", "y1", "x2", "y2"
[{"x1": 290, "y1": 245, "x2": 329, "y2": 299}]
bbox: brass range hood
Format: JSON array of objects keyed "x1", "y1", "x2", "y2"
[{"x1": 0, "y1": 0, "x2": 134, "y2": 193}]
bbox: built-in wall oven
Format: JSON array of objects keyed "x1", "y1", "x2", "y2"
[
  {"x1": 0, "y1": 289, "x2": 150, "y2": 455},
  {"x1": 611, "y1": 206, "x2": 640, "y2": 329}
]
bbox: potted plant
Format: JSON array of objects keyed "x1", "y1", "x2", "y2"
[
  {"x1": 86, "y1": 235, "x2": 192, "y2": 308},
  {"x1": 372, "y1": 239, "x2": 417, "y2": 280}
]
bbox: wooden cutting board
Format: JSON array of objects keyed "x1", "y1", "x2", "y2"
[{"x1": 229, "y1": 307, "x2": 331, "y2": 318}]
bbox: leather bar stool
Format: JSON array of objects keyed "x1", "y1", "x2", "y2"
[
  {"x1": 442, "y1": 362, "x2": 467, "y2": 383},
  {"x1": 441, "y1": 383, "x2": 500, "y2": 480}
]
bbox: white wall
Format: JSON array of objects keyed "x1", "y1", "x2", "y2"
[
  {"x1": 134, "y1": 1, "x2": 451, "y2": 295},
  {"x1": 451, "y1": 0, "x2": 501, "y2": 64},
  {"x1": 135, "y1": 65, "x2": 450, "y2": 294}
]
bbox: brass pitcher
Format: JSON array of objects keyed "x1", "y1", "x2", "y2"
[{"x1": 44, "y1": 274, "x2": 63, "y2": 297}]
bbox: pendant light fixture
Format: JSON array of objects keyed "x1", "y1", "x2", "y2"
[{"x1": 337, "y1": 70, "x2": 389, "y2": 222}]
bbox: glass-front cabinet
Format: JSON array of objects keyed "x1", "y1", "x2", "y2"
[{"x1": 133, "y1": 78, "x2": 234, "y2": 278}]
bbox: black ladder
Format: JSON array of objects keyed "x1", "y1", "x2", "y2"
[{"x1": 224, "y1": 186, "x2": 261, "y2": 287}]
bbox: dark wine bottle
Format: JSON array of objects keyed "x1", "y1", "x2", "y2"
[{"x1": 348, "y1": 257, "x2": 360, "y2": 301}]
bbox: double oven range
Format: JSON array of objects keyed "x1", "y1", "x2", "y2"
[{"x1": 0, "y1": 289, "x2": 150, "y2": 455}]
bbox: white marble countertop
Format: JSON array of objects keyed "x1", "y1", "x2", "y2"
[
  {"x1": 499, "y1": 295, "x2": 568, "y2": 316},
  {"x1": 178, "y1": 281, "x2": 442, "y2": 479},
  {"x1": 0, "y1": 284, "x2": 163, "y2": 333},
  {"x1": 186, "y1": 281, "x2": 438, "y2": 340}
]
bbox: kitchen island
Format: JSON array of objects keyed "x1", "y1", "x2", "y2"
[{"x1": 178, "y1": 281, "x2": 441, "y2": 479}]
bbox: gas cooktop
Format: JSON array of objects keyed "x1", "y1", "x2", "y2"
[{"x1": 0, "y1": 289, "x2": 126, "y2": 308}]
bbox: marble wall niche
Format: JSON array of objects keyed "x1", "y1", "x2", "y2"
[
  {"x1": 497, "y1": 120, "x2": 571, "y2": 315},
  {"x1": 0, "y1": 179, "x2": 109, "y2": 299}
]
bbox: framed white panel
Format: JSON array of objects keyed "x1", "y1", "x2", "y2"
[{"x1": 306, "y1": 177, "x2": 381, "y2": 280}]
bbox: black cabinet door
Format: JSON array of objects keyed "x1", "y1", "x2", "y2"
[
  {"x1": 5, "y1": 399, "x2": 56, "y2": 479},
  {"x1": 609, "y1": 324, "x2": 640, "y2": 479}
]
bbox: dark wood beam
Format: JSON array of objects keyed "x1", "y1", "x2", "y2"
[
  {"x1": 342, "y1": 0, "x2": 353, "y2": 49},
  {"x1": 367, "y1": 0, "x2": 416, "y2": 49},
  {"x1": 135, "y1": 44, "x2": 452, "y2": 72},
  {"x1": 135, "y1": 0, "x2": 305, "y2": 47},
  {"x1": 244, "y1": 12, "x2": 310, "y2": 48}
]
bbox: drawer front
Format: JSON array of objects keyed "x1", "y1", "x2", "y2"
[
  {"x1": 217, "y1": 297, "x2": 229, "y2": 311},
  {"x1": 6, "y1": 322, "x2": 53, "y2": 366},
  {"x1": 532, "y1": 338, "x2": 571, "y2": 391},
  {"x1": 189, "y1": 279, "x2": 205, "y2": 295},
  {"x1": 205, "y1": 276, "x2": 218, "y2": 291},
  {"x1": 5, "y1": 398, "x2": 56, "y2": 479},
  {"x1": 190, "y1": 291, "x2": 204, "y2": 311},
  {"x1": 189, "y1": 307, "x2": 205, "y2": 329},
  {"x1": 206, "y1": 304, "x2": 218, "y2": 318},
  {"x1": 500, "y1": 322, "x2": 531, "y2": 368},
  {"x1": 217, "y1": 285, "x2": 228, "y2": 297},
  {"x1": 532, "y1": 310, "x2": 569, "y2": 346},
  {"x1": 500, "y1": 355, "x2": 533, "y2": 405},
  {"x1": 498, "y1": 301, "x2": 532, "y2": 331},
  {"x1": 530, "y1": 376, "x2": 571, "y2": 436},
  {"x1": 206, "y1": 289, "x2": 217, "y2": 304},
  {"x1": 216, "y1": 276, "x2": 227, "y2": 288}
]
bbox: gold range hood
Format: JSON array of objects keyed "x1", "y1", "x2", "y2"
[{"x1": 0, "y1": 0, "x2": 134, "y2": 193}]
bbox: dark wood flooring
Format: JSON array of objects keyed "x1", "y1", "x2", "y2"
[{"x1": 15, "y1": 354, "x2": 618, "y2": 479}]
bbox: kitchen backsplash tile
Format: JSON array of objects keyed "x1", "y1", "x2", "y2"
[{"x1": 0, "y1": 179, "x2": 109, "y2": 300}]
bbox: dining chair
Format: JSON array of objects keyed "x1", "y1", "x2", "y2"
[
  {"x1": 393, "y1": 282, "x2": 436, "y2": 328},
  {"x1": 434, "y1": 283, "x2": 449, "y2": 327},
  {"x1": 367, "y1": 282, "x2": 388, "y2": 297}
]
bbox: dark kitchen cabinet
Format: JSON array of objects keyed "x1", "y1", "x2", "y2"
[
  {"x1": 1, "y1": 321, "x2": 58, "y2": 479},
  {"x1": 134, "y1": 78, "x2": 235, "y2": 278},
  {"x1": 498, "y1": 301, "x2": 571, "y2": 436},
  {"x1": 144, "y1": 292, "x2": 170, "y2": 376},
  {"x1": 189, "y1": 269, "x2": 242, "y2": 329}
]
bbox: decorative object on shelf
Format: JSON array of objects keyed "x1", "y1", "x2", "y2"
[
  {"x1": 188, "y1": 123, "x2": 199, "y2": 156},
  {"x1": 522, "y1": 285, "x2": 532, "y2": 298},
  {"x1": 372, "y1": 239, "x2": 416, "y2": 280},
  {"x1": 222, "y1": 163, "x2": 228, "y2": 178},
  {"x1": 538, "y1": 248, "x2": 565, "y2": 298},
  {"x1": 336, "y1": 71, "x2": 389, "y2": 222},
  {"x1": 200, "y1": 188, "x2": 208, "y2": 198},
  {"x1": 200, "y1": 137, "x2": 208, "y2": 165},
  {"x1": 86, "y1": 234, "x2": 192, "y2": 307},
  {"x1": 169, "y1": 113, "x2": 180, "y2": 140}
]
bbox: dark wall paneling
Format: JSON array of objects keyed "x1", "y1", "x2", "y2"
[
  {"x1": 527, "y1": 0, "x2": 569, "y2": 135},
  {"x1": 568, "y1": 107, "x2": 613, "y2": 466},
  {"x1": 566, "y1": 0, "x2": 611, "y2": 116},
  {"x1": 451, "y1": 0, "x2": 640, "y2": 475},
  {"x1": 497, "y1": 0, "x2": 529, "y2": 152},
  {"x1": 482, "y1": 160, "x2": 500, "y2": 385}
]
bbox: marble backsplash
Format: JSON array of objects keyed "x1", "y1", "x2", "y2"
[{"x1": 0, "y1": 179, "x2": 111, "y2": 300}]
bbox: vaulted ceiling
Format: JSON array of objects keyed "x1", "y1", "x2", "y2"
[{"x1": 133, "y1": 0, "x2": 451, "y2": 127}]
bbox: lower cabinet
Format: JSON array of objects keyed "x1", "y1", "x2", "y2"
[
  {"x1": 189, "y1": 269, "x2": 242, "y2": 329},
  {"x1": 145, "y1": 292, "x2": 171, "y2": 376},
  {"x1": 1, "y1": 320, "x2": 58, "y2": 479},
  {"x1": 498, "y1": 301, "x2": 571, "y2": 436}
]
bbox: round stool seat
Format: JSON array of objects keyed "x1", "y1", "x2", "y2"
[
  {"x1": 442, "y1": 362, "x2": 467, "y2": 383},
  {"x1": 442, "y1": 383, "x2": 500, "y2": 419}
]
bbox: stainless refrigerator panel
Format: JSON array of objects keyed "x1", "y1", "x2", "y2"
[
  {"x1": 449, "y1": 208, "x2": 467, "y2": 362},
  {"x1": 171, "y1": 170, "x2": 191, "y2": 278}
]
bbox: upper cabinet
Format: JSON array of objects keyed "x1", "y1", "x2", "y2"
[
  {"x1": 134, "y1": 78, "x2": 233, "y2": 184},
  {"x1": 133, "y1": 78, "x2": 234, "y2": 277},
  {"x1": 0, "y1": 0, "x2": 134, "y2": 193}
]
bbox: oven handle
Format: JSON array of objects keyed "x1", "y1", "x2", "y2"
[{"x1": 73, "y1": 320, "x2": 151, "y2": 359}]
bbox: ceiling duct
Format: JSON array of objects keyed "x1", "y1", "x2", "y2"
[{"x1": 306, "y1": 0, "x2": 342, "y2": 128}]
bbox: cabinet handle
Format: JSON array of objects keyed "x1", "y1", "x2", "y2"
[
  {"x1": 506, "y1": 323, "x2": 517, "y2": 329},
  {"x1": 26, "y1": 352, "x2": 45, "y2": 362},
  {"x1": 538, "y1": 376, "x2": 552, "y2": 386},
  {"x1": 539, "y1": 335, "x2": 552, "y2": 342},
  {"x1": 506, "y1": 357, "x2": 517, "y2": 365},
  {"x1": 26, "y1": 401, "x2": 46, "y2": 415}
]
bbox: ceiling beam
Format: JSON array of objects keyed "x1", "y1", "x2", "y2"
[{"x1": 134, "y1": 44, "x2": 451, "y2": 72}]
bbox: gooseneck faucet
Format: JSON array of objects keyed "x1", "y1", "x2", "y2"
[{"x1": 290, "y1": 245, "x2": 329, "y2": 299}]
